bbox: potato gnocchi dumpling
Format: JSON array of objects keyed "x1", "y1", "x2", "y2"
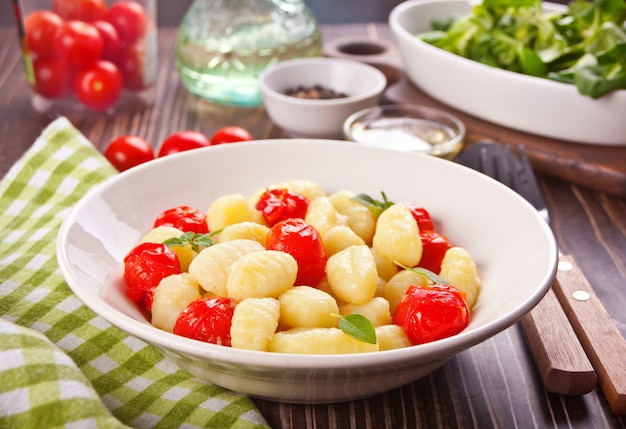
[
  {"x1": 304, "y1": 196, "x2": 348, "y2": 237},
  {"x1": 218, "y1": 221, "x2": 269, "y2": 247},
  {"x1": 151, "y1": 273, "x2": 201, "y2": 332},
  {"x1": 230, "y1": 297, "x2": 280, "y2": 351},
  {"x1": 372, "y1": 203, "x2": 423, "y2": 267},
  {"x1": 326, "y1": 245, "x2": 378, "y2": 305},
  {"x1": 322, "y1": 225, "x2": 366, "y2": 257},
  {"x1": 328, "y1": 190, "x2": 377, "y2": 245},
  {"x1": 123, "y1": 179, "x2": 482, "y2": 355},
  {"x1": 208, "y1": 193, "x2": 265, "y2": 231},
  {"x1": 226, "y1": 250, "x2": 297, "y2": 301},
  {"x1": 339, "y1": 297, "x2": 392, "y2": 328},
  {"x1": 270, "y1": 327, "x2": 379, "y2": 354},
  {"x1": 375, "y1": 324, "x2": 411, "y2": 351},
  {"x1": 279, "y1": 286, "x2": 339, "y2": 329},
  {"x1": 188, "y1": 239, "x2": 264, "y2": 296},
  {"x1": 439, "y1": 247, "x2": 481, "y2": 309}
]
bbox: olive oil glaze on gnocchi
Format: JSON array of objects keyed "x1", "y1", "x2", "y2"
[{"x1": 122, "y1": 179, "x2": 481, "y2": 354}]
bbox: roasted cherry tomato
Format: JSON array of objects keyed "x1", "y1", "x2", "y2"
[
  {"x1": 53, "y1": 0, "x2": 107, "y2": 22},
  {"x1": 32, "y1": 57, "x2": 73, "y2": 99},
  {"x1": 104, "y1": 135, "x2": 155, "y2": 171},
  {"x1": 106, "y1": 1, "x2": 148, "y2": 46},
  {"x1": 255, "y1": 188, "x2": 309, "y2": 227},
  {"x1": 157, "y1": 131, "x2": 211, "y2": 157},
  {"x1": 123, "y1": 242, "x2": 181, "y2": 311},
  {"x1": 209, "y1": 126, "x2": 254, "y2": 145},
  {"x1": 404, "y1": 203, "x2": 434, "y2": 231},
  {"x1": 24, "y1": 10, "x2": 63, "y2": 58},
  {"x1": 92, "y1": 20, "x2": 121, "y2": 61},
  {"x1": 153, "y1": 206, "x2": 209, "y2": 234},
  {"x1": 266, "y1": 218, "x2": 326, "y2": 286},
  {"x1": 74, "y1": 60, "x2": 123, "y2": 110},
  {"x1": 417, "y1": 230, "x2": 452, "y2": 274},
  {"x1": 173, "y1": 297, "x2": 235, "y2": 346},
  {"x1": 393, "y1": 283, "x2": 470, "y2": 345},
  {"x1": 54, "y1": 20, "x2": 104, "y2": 68}
]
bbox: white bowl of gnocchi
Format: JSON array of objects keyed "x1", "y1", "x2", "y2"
[{"x1": 57, "y1": 139, "x2": 558, "y2": 404}]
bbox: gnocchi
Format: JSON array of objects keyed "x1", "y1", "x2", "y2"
[{"x1": 123, "y1": 180, "x2": 482, "y2": 354}]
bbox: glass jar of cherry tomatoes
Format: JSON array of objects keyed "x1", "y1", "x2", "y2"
[{"x1": 14, "y1": 0, "x2": 157, "y2": 115}]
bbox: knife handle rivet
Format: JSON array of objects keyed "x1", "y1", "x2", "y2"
[
  {"x1": 558, "y1": 260, "x2": 573, "y2": 271},
  {"x1": 572, "y1": 290, "x2": 591, "y2": 301}
]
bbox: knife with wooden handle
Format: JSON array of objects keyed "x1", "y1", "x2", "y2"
[
  {"x1": 457, "y1": 142, "x2": 597, "y2": 396},
  {"x1": 519, "y1": 285, "x2": 596, "y2": 395},
  {"x1": 458, "y1": 142, "x2": 626, "y2": 414},
  {"x1": 552, "y1": 254, "x2": 626, "y2": 415}
]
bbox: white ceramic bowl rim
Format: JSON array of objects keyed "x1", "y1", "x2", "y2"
[
  {"x1": 57, "y1": 139, "x2": 557, "y2": 372},
  {"x1": 258, "y1": 57, "x2": 387, "y2": 106}
]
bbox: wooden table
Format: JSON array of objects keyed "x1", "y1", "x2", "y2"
[{"x1": 1, "y1": 25, "x2": 625, "y2": 429}]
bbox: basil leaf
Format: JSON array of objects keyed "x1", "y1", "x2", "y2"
[{"x1": 335, "y1": 314, "x2": 377, "y2": 345}]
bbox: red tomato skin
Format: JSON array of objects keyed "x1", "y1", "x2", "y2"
[
  {"x1": 74, "y1": 60, "x2": 123, "y2": 110},
  {"x1": 255, "y1": 188, "x2": 309, "y2": 227},
  {"x1": 104, "y1": 135, "x2": 155, "y2": 171},
  {"x1": 116, "y1": 42, "x2": 149, "y2": 90},
  {"x1": 92, "y1": 20, "x2": 121, "y2": 62},
  {"x1": 210, "y1": 126, "x2": 254, "y2": 145},
  {"x1": 153, "y1": 206, "x2": 209, "y2": 234},
  {"x1": 157, "y1": 131, "x2": 211, "y2": 157},
  {"x1": 24, "y1": 10, "x2": 63, "y2": 58},
  {"x1": 392, "y1": 284, "x2": 470, "y2": 345},
  {"x1": 106, "y1": 1, "x2": 148, "y2": 46},
  {"x1": 417, "y1": 230, "x2": 453, "y2": 274},
  {"x1": 123, "y1": 242, "x2": 181, "y2": 311},
  {"x1": 32, "y1": 57, "x2": 73, "y2": 99},
  {"x1": 403, "y1": 203, "x2": 434, "y2": 231},
  {"x1": 173, "y1": 297, "x2": 235, "y2": 346},
  {"x1": 54, "y1": 20, "x2": 104, "y2": 68},
  {"x1": 53, "y1": 0, "x2": 107, "y2": 22},
  {"x1": 266, "y1": 218, "x2": 326, "y2": 286}
]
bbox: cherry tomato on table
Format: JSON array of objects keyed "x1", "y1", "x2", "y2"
[
  {"x1": 123, "y1": 242, "x2": 181, "y2": 311},
  {"x1": 104, "y1": 135, "x2": 154, "y2": 171},
  {"x1": 54, "y1": 20, "x2": 104, "y2": 68},
  {"x1": 153, "y1": 206, "x2": 209, "y2": 234},
  {"x1": 173, "y1": 297, "x2": 235, "y2": 346},
  {"x1": 210, "y1": 126, "x2": 254, "y2": 145},
  {"x1": 157, "y1": 131, "x2": 211, "y2": 157},
  {"x1": 255, "y1": 188, "x2": 309, "y2": 227},
  {"x1": 74, "y1": 60, "x2": 123, "y2": 110},
  {"x1": 106, "y1": 1, "x2": 148, "y2": 46},
  {"x1": 24, "y1": 10, "x2": 63, "y2": 58},
  {"x1": 393, "y1": 283, "x2": 470, "y2": 345},
  {"x1": 53, "y1": 0, "x2": 107, "y2": 22},
  {"x1": 266, "y1": 218, "x2": 326, "y2": 286}
]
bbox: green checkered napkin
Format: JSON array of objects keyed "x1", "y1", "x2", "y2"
[{"x1": 0, "y1": 117, "x2": 270, "y2": 429}]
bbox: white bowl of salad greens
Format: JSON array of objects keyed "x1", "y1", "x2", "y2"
[{"x1": 389, "y1": 0, "x2": 626, "y2": 146}]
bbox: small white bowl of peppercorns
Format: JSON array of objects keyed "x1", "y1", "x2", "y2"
[{"x1": 259, "y1": 57, "x2": 387, "y2": 139}]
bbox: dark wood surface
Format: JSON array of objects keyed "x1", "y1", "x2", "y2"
[{"x1": 1, "y1": 24, "x2": 625, "y2": 429}]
